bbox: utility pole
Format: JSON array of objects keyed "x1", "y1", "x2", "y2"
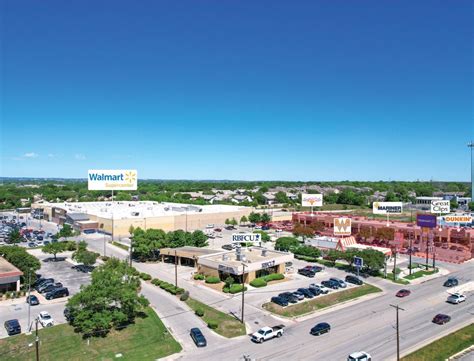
[
  {"x1": 390, "y1": 304, "x2": 405, "y2": 361},
  {"x1": 27, "y1": 269, "x2": 31, "y2": 331},
  {"x1": 241, "y1": 263, "x2": 246, "y2": 324},
  {"x1": 425, "y1": 233, "x2": 429, "y2": 270},
  {"x1": 408, "y1": 236, "x2": 413, "y2": 276},
  {"x1": 174, "y1": 250, "x2": 178, "y2": 288},
  {"x1": 35, "y1": 318, "x2": 40, "y2": 361},
  {"x1": 392, "y1": 248, "x2": 398, "y2": 281},
  {"x1": 432, "y1": 246, "x2": 436, "y2": 269}
]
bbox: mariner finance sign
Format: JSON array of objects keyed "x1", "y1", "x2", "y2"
[
  {"x1": 88, "y1": 169, "x2": 138, "y2": 191},
  {"x1": 372, "y1": 202, "x2": 403, "y2": 215}
]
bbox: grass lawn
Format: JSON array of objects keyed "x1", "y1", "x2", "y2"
[
  {"x1": 0, "y1": 307, "x2": 181, "y2": 361},
  {"x1": 185, "y1": 297, "x2": 246, "y2": 338},
  {"x1": 263, "y1": 283, "x2": 382, "y2": 317},
  {"x1": 404, "y1": 269, "x2": 438, "y2": 280},
  {"x1": 111, "y1": 241, "x2": 129, "y2": 251},
  {"x1": 384, "y1": 273, "x2": 410, "y2": 285},
  {"x1": 402, "y1": 323, "x2": 474, "y2": 361}
]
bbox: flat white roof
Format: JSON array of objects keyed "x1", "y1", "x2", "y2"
[{"x1": 40, "y1": 201, "x2": 248, "y2": 219}]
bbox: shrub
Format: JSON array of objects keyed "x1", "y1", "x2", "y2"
[
  {"x1": 207, "y1": 321, "x2": 218, "y2": 329},
  {"x1": 205, "y1": 276, "x2": 220, "y2": 284},
  {"x1": 195, "y1": 309, "x2": 204, "y2": 317},
  {"x1": 176, "y1": 288, "x2": 185, "y2": 295},
  {"x1": 263, "y1": 273, "x2": 284, "y2": 282},
  {"x1": 193, "y1": 274, "x2": 205, "y2": 280},
  {"x1": 229, "y1": 284, "x2": 247, "y2": 294},
  {"x1": 101, "y1": 256, "x2": 110, "y2": 262},
  {"x1": 222, "y1": 287, "x2": 230, "y2": 293},
  {"x1": 250, "y1": 278, "x2": 267, "y2": 288},
  {"x1": 5, "y1": 292, "x2": 10, "y2": 299},
  {"x1": 180, "y1": 291, "x2": 190, "y2": 301},
  {"x1": 151, "y1": 278, "x2": 162, "y2": 286},
  {"x1": 140, "y1": 273, "x2": 152, "y2": 281}
]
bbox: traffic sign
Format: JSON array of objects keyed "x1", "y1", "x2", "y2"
[{"x1": 354, "y1": 256, "x2": 364, "y2": 268}]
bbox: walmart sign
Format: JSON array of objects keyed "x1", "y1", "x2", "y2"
[{"x1": 88, "y1": 169, "x2": 137, "y2": 190}]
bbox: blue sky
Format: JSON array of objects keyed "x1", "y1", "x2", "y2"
[{"x1": 1, "y1": 1, "x2": 472, "y2": 181}]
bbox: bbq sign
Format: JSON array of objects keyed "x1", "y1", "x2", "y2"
[
  {"x1": 372, "y1": 202, "x2": 403, "y2": 214},
  {"x1": 430, "y1": 200, "x2": 450, "y2": 214},
  {"x1": 301, "y1": 193, "x2": 323, "y2": 207}
]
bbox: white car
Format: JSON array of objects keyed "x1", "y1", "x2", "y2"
[
  {"x1": 309, "y1": 283, "x2": 330, "y2": 294},
  {"x1": 205, "y1": 224, "x2": 214, "y2": 229},
  {"x1": 38, "y1": 311, "x2": 54, "y2": 327},
  {"x1": 447, "y1": 293, "x2": 466, "y2": 304},
  {"x1": 348, "y1": 351, "x2": 372, "y2": 361}
]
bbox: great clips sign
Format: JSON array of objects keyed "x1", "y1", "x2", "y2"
[{"x1": 88, "y1": 169, "x2": 137, "y2": 190}]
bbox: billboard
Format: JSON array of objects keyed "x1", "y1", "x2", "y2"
[
  {"x1": 231, "y1": 233, "x2": 262, "y2": 243},
  {"x1": 430, "y1": 200, "x2": 450, "y2": 214},
  {"x1": 301, "y1": 193, "x2": 323, "y2": 207},
  {"x1": 372, "y1": 202, "x2": 403, "y2": 214},
  {"x1": 416, "y1": 214, "x2": 437, "y2": 229},
  {"x1": 443, "y1": 215, "x2": 472, "y2": 224},
  {"x1": 334, "y1": 217, "x2": 351, "y2": 236},
  {"x1": 88, "y1": 169, "x2": 137, "y2": 190}
]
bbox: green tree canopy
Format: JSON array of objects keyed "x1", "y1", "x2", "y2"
[
  {"x1": 275, "y1": 237, "x2": 300, "y2": 251},
  {"x1": 0, "y1": 245, "x2": 41, "y2": 282},
  {"x1": 42, "y1": 242, "x2": 67, "y2": 260}
]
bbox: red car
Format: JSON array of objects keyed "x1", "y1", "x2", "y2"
[
  {"x1": 214, "y1": 228, "x2": 222, "y2": 232},
  {"x1": 432, "y1": 314, "x2": 451, "y2": 325},
  {"x1": 396, "y1": 289, "x2": 411, "y2": 298}
]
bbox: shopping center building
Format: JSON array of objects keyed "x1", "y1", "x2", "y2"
[{"x1": 32, "y1": 201, "x2": 252, "y2": 238}]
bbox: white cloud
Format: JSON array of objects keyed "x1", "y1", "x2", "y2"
[
  {"x1": 47, "y1": 153, "x2": 54, "y2": 157},
  {"x1": 24, "y1": 152, "x2": 39, "y2": 158},
  {"x1": 75, "y1": 154, "x2": 86, "y2": 160}
]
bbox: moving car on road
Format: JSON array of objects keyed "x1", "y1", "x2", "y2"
[
  {"x1": 4, "y1": 319, "x2": 21, "y2": 336},
  {"x1": 396, "y1": 289, "x2": 411, "y2": 298},
  {"x1": 310, "y1": 322, "x2": 331, "y2": 336},
  {"x1": 432, "y1": 314, "x2": 451, "y2": 325},
  {"x1": 443, "y1": 278, "x2": 459, "y2": 287},
  {"x1": 447, "y1": 293, "x2": 466, "y2": 304},
  {"x1": 190, "y1": 327, "x2": 207, "y2": 347},
  {"x1": 38, "y1": 311, "x2": 54, "y2": 327},
  {"x1": 251, "y1": 325, "x2": 284, "y2": 343},
  {"x1": 347, "y1": 351, "x2": 372, "y2": 361}
]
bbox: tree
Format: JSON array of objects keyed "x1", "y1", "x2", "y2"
[
  {"x1": 66, "y1": 259, "x2": 149, "y2": 337},
  {"x1": 309, "y1": 221, "x2": 325, "y2": 233},
  {"x1": 248, "y1": 212, "x2": 261, "y2": 224},
  {"x1": 230, "y1": 218, "x2": 238, "y2": 226},
  {"x1": 375, "y1": 227, "x2": 394, "y2": 241},
  {"x1": 224, "y1": 218, "x2": 230, "y2": 225},
  {"x1": 42, "y1": 242, "x2": 66, "y2": 260},
  {"x1": 260, "y1": 213, "x2": 271, "y2": 223},
  {"x1": 58, "y1": 224, "x2": 74, "y2": 239},
  {"x1": 292, "y1": 224, "x2": 315, "y2": 239},
  {"x1": 129, "y1": 225, "x2": 135, "y2": 237},
  {"x1": 253, "y1": 230, "x2": 271, "y2": 242},
  {"x1": 73, "y1": 249, "x2": 99, "y2": 267},
  {"x1": 469, "y1": 202, "x2": 474, "y2": 211},
  {"x1": 275, "y1": 237, "x2": 300, "y2": 251},
  {"x1": 8, "y1": 229, "x2": 22, "y2": 244},
  {"x1": 191, "y1": 230, "x2": 208, "y2": 247},
  {"x1": 275, "y1": 191, "x2": 289, "y2": 204},
  {"x1": 240, "y1": 215, "x2": 248, "y2": 225},
  {"x1": 0, "y1": 245, "x2": 41, "y2": 283},
  {"x1": 450, "y1": 198, "x2": 458, "y2": 210}
]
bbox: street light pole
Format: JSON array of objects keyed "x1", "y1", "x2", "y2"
[
  {"x1": 27, "y1": 269, "x2": 31, "y2": 331},
  {"x1": 174, "y1": 250, "x2": 178, "y2": 288},
  {"x1": 468, "y1": 142, "x2": 473, "y2": 201},
  {"x1": 408, "y1": 236, "x2": 413, "y2": 276},
  {"x1": 35, "y1": 318, "x2": 40, "y2": 361},
  {"x1": 390, "y1": 304, "x2": 405, "y2": 361},
  {"x1": 241, "y1": 263, "x2": 246, "y2": 324}
]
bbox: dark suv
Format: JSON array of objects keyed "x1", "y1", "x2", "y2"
[
  {"x1": 46, "y1": 287, "x2": 69, "y2": 300},
  {"x1": 279, "y1": 292, "x2": 299, "y2": 303},
  {"x1": 4, "y1": 319, "x2": 21, "y2": 336},
  {"x1": 271, "y1": 296, "x2": 289, "y2": 307},
  {"x1": 443, "y1": 278, "x2": 458, "y2": 287},
  {"x1": 322, "y1": 280, "x2": 339, "y2": 289},
  {"x1": 345, "y1": 275, "x2": 363, "y2": 285}
]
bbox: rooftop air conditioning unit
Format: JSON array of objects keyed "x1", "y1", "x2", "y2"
[
  {"x1": 241, "y1": 255, "x2": 247, "y2": 262},
  {"x1": 222, "y1": 254, "x2": 229, "y2": 261},
  {"x1": 261, "y1": 249, "x2": 267, "y2": 257}
]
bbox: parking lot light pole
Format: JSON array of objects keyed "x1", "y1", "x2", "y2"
[
  {"x1": 408, "y1": 237, "x2": 413, "y2": 276},
  {"x1": 27, "y1": 268, "x2": 31, "y2": 332},
  {"x1": 35, "y1": 318, "x2": 40, "y2": 361},
  {"x1": 174, "y1": 250, "x2": 178, "y2": 288}
]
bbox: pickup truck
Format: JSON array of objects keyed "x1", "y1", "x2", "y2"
[{"x1": 251, "y1": 325, "x2": 285, "y2": 343}]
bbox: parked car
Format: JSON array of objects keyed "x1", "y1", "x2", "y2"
[
  {"x1": 310, "y1": 322, "x2": 331, "y2": 336},
  {"x1": 38, "y1": 311, "x2": 54, "y2": 327},
  {"x1": 39, "y1": 282, "x2": 63, "y2": 294},
  {"x1": 298, "y1": 269, "x2": 316, "y2": 278},
  {"x1": 190, "y1": 327, "x2": 207, "y2": 347},
  {"x1": 309, "y1": 283, "x2": 329, "y2": 294},
  {"x1": 26, "y1": 295, "x2": 40, "y2": 306},
  {"x1": 292, "y1": 291, "x2": 305, "y2": 301},
  {"x1": 345, "y1": 275, "x2": 363, "y2": 285},
  {"x1": 45, "y1": 287, "x2": 69, "y2": 300},
  {"x1": 303, "y1": 265, "x2": 323, "y2": 273},
  {"x1": 322, "y1": 280, "x2": 339, "y2": 289},
  {"x1": 443, "y1": 278, "x2": 459, "y2": 287},
  {"x1": 221, "y1": 244, "x2": 233, "y2": 251},
  {"x1": 271, "y1": 296, "x2": 289, "y2": 307},
  {"x1": 432, "y1": 314, "x2": 451, "y2": 325},
  {"x1": 73, "y1": 264, "x2": 95, "y2": 273},
  {"x1": 396, "y1": 289, "x2": 411, "y2": 298},
  {"x1": 297, "y1": 288, "x2": 315, "y2": 299},
  {"x1": 214, "y1": 228, "x2": 222, "y2": 232},
  {"x1": 330, "y1": 277, "x2": 347, "y2": 288},
  {"x1": 347, "y1": 351, "x2": 372, "y2": 361},
  {"x1": 261, "y1": 225, "x2": 270, "y2": 230},
  {"x1": 447, "y1": 293, "x2": 466, "y2": 304},
  {"x1": 64, "y1": 307, "x2": 74, "y2": 322},
  {"x1": 279, "y1": 292, "x2": 298, "y2": 304},
  {"x1": 35, "y1": 278, "x2": 54, "y2": 291},
  {"x1": 251, "y1": 325, "x2": 285, "y2": 343},
  {"x1": 4, "y1": 319, "x2": 21, "y2": 336},
  {"x1": 205, "y1": 224, "x2": 214, "y2": 229}
]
